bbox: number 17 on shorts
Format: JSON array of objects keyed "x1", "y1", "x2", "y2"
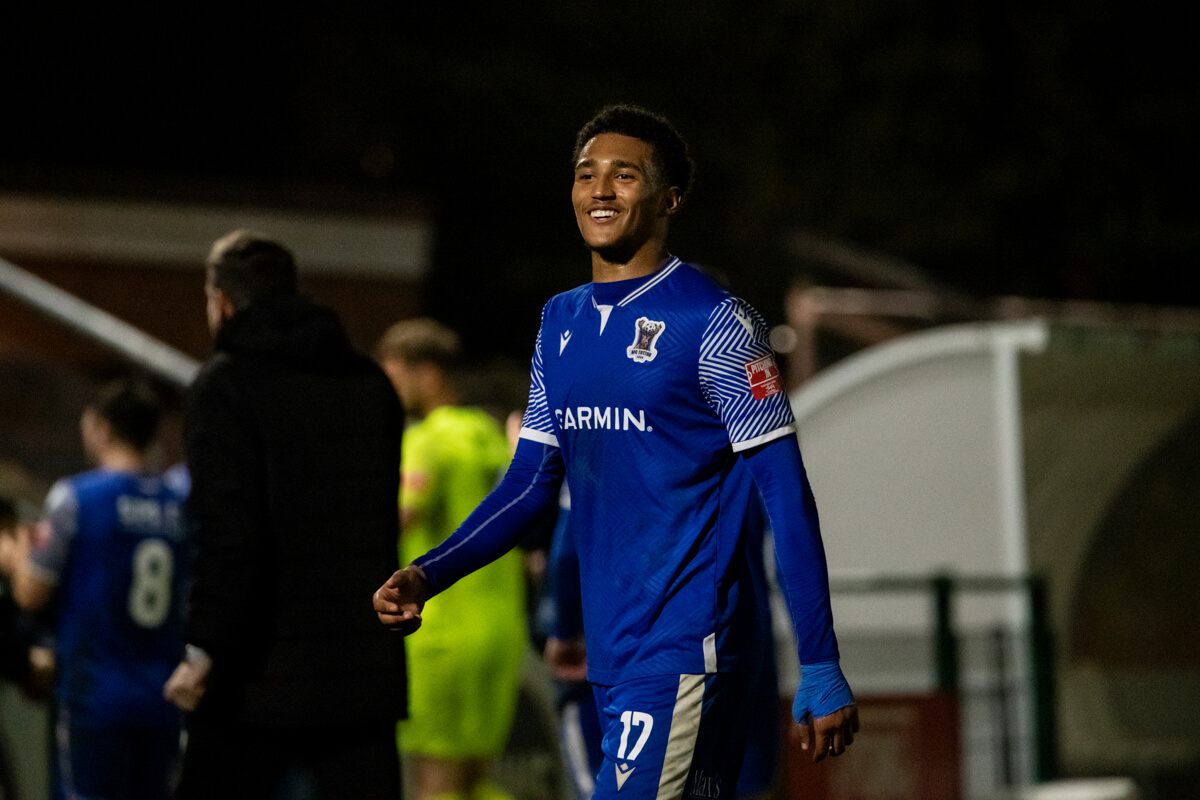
[{"x1": 592, "y1": 672, "x2": 749, "y2": 800}]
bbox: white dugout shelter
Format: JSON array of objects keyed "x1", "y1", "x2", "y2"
[{"x1": 783, "y1": 318, "x2": 1200, "y2": 797}]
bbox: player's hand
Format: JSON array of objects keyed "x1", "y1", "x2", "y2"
[
  {"x1": 25, "y1": 646, "x2": 54, "y2": 700},
  {"x1": 373, "y1": 565, "x2": 427, "y2": 634},
  {"x1": 544, "y1": 636, "x2": 588, "y2": 682},
  {"x1": 797, "y1": 704, "x2": 859, "y2": 762},
  {"x1": 163, "y1": 657, "x2": 211, "y2": 712},
  {"x1": 0, "y1": 522, "x2": 31, "y2": 576},
  {"x1": 0, "y1": 534, "x2": 15, "y2": 576}
]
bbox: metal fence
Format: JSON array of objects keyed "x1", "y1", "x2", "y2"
[{"x1": 820, "y1": 574, "x2": 1057, "y2": 800}]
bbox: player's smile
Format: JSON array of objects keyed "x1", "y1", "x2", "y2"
[{"x1": 572, "y1": 133, "x2": 678, "y2": 265}]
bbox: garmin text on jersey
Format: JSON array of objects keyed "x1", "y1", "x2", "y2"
[{"x1": 555, "y1": 406, "x2": 652, "y2": 432}]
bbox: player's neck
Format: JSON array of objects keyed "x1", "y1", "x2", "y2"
[
  {"x1": 414, "y1": 389, "x2": 458, "y2": 420},
  {"x1": 590, "y1": 241, "x2": 670, "y2": 284},
  {"x1": 97, "y1": 446, "x2": 149, "y2": 474}
]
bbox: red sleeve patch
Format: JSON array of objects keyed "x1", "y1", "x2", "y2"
[{"x1": 744, "y1": 354, "x2": 783, "y2": 400}]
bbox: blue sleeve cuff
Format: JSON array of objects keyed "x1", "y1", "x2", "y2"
[{"x1": 792, "y1": 659, "x2": 855, "y2": 722}]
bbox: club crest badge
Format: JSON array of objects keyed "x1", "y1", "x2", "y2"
[{"x1": 627, "y1": 317, "x2": 666, "y2": 363}]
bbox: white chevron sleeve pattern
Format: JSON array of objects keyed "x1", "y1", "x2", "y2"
[
  {"x1": 698, "y1": 297, "x2": 796, "y2": 451},
  {"x1": 519, "y1": 310, "x2": 560, "y2": 448}
]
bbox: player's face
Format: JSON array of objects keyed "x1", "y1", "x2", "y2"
[
  {"x1": 204, "y1": 276, "x2": 232, "y2": 337},
  {"x1": 572, "y1": 133, "x2": 679, "y2": 261},
  {"x1": 382, "y1": 358, "x2": 429, "y2": 416},
  {"x1": 381, "y1": 358, "x2": 413, "y2": 408},
  {"x1": 79, "y1": 408, "x2": 107, "y2": 464}
]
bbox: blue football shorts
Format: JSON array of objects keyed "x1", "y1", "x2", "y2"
[
  {"x1": 590, "y1": 672, "x2": 750, "y2": 800},
  {"x1": 55, "y1": 706, "x2": 180, "y2": 800}
]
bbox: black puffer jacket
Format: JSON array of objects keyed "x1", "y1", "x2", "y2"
[{"x1": 183, "y1": 293, "x2": 405, "y2": 726}]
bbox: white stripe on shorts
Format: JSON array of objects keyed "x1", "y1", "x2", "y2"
[
  {"x1": 702, "y1": 633, "x2": 717, "y2": 673},
  {"x1": 561, "y1": 700, "x2": 596, "y2": 798},
  {"x1": 655, "y1": 674, "x2": 705, "y2": 800}
]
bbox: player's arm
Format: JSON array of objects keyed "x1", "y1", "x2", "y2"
[
  {"x1": 699, "y1": 296, "x2": 856, "y2": 761},
  {"x1": 398, "y1": 435, "x2": 436, "y2": 535},
  {"x1": 374, "y1": 435, "x2": 565, "y2": 633},
  {"x1": 4, "y1": 525, "x2": 54, "y2": 612},
  {"x1": 742, "y1": 436, "x2": 858, "y2": 761},
  {"x1": 376, "y1": 310, "x2": 566, "y2": 632},
  {"x1": 5, "y1": 481, "x2": 76, "y2": 613}
]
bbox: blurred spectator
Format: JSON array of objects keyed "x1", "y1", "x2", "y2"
[
  {"x1": 1, "y1": 379, "x2": 188, "y2": 800},
  {"x1": 0, "y1": 496, "x2": 53, "y2": 696},
  {"x1": 1, "y1": 496, "x2": 54, "y2": 800},
  {"x1": 376, "y1": 318, "x2": 526, "y2": 800},
  {"x1": 163, "y1": 230, "x2": 406, "y2": 799}
]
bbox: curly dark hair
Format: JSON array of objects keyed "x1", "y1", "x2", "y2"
[{"x1": 572, "y1": 104, "x2": 694, "y2": 201}]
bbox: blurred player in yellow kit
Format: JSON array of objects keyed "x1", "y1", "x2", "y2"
[{"x1": 377, "y1": 318, "x2": 527, "y2": 800}]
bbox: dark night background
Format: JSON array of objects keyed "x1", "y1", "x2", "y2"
[
  {"x1": 3, "y1": 7, "x2": 1200, "y2": 797},
  {"x1": 2, "y1": 1, "x2": 1196, "y2": 361}
]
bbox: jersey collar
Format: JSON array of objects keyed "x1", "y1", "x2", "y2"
[{"x1": 589, "y1": 255, "x2": 682, "y2": 307}]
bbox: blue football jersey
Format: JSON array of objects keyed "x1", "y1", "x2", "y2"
[
  {"x1": 519, "y1": 257, "x2": 795, "y2": 684},
  {"x1": 31, "y1": 469, "x2": 189, "y2": 727}
]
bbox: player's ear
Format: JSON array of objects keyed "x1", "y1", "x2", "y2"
[
  {"x1": 660, "y1": 186, "x2": 682, "y2": 217},
  {"x1": 81, "y1": 408, "x2": 105, "y2": 443},
  {"x1": 217, "y1": 290, "x2": 236, "y2": 323}
]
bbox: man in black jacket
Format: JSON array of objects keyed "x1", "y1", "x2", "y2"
[{"x1": 164, "y1": 230, "x2": 407, "y2": 799}]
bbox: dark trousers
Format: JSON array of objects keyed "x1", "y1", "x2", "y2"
[{"x1": 177, "y1": 715, "x2": 400, "y2": 800}]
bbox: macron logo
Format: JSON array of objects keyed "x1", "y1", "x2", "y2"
[
  {"x1": 615, "y1": 763, "x2": 635, "y2": 790},
  {"x1": 559, "y1": 330, "x2": 572, "y2": 355}
]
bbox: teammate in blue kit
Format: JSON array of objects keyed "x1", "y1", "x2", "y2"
[
  {"x1": 3, "y1": 379, "x2": 188, "y2": 800},
  {"x1": 375, "y1": 104, "x2": 858, "y2": 798}
]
